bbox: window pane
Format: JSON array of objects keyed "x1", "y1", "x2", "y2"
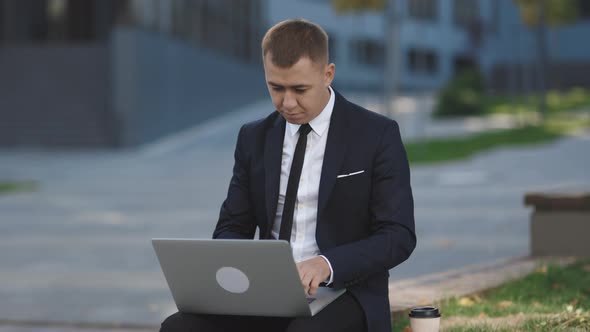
[
  {"x1": 453, "y1": 0, "x2": 478, "y2": 27},
  {"x1": 408, "y1": 48, "x2": 438, "y2": 75},
  {"x1": 408, "y1": 0, "x2": 437, "y2": 21}
]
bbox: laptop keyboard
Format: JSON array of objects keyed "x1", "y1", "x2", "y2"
[{"x1": 307, "y1": 298, "x2": 316, "y2": 304}]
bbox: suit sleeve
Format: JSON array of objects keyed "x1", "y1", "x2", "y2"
[
  {"x1": 212, "y1": 125, "x2": 257, "y2": 239},
  {"x1": 322, "y1": 121, "x2": 416, "y2": 289}
]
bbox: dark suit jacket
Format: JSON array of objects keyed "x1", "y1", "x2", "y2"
[{"x1": 213, "y1": 90, "x2": 416, "y2": 332}]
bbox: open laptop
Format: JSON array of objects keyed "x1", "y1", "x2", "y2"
[{"x1": 152, "y1": 238, "x2": 346, "y2": 317}]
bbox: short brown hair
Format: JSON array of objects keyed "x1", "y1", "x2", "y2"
[{"x1": 261, "y1": 18, "x2": 329, "y2": 68}]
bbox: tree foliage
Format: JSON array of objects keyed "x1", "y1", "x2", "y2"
[
  {"x1": 434, "y1": 69, "x2": 486, "y2": 117},
  {"x1": 514, "y1": 0, "x2": 579, "y2": 27},
  {"x1": 331, "y1": 0, "x2": 385, "y2": 13}
]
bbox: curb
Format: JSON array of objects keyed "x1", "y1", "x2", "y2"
[{"x1": 0, "y1": 320, "x2": 158, "y2": 331}]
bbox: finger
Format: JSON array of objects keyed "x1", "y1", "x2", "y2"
[
  {"x1": 302, "y1": 277, "x2": 311, "y2": 294},
  {"x1": 301, "y1": 272, "x2": 312, "y2": 294},
  {"x1": 309, "y1": 276, "x2": 321, "y2": 296}
]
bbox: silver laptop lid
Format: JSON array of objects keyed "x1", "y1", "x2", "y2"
[{"x1": 152, "y1": 239, "x2": 313, "y2": 317}]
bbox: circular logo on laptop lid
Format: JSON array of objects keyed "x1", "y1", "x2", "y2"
[{"x1": 216, "y1": 267, "x2": 250, "y2": 294}]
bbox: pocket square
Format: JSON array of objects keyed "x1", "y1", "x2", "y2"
[{"x1": 336, "y1": 170, "x2": 365, "y2": 178}]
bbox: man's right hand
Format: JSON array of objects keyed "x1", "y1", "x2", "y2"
[{"x1": 296, "y1": 256, "x2": 331, "y2": 296}]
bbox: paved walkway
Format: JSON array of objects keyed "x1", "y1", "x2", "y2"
[
  {"x1": 0, "y1": 95, "x2": 588, "y2": 328},
  {"x1": 0, "y1": 322, "x2": 156, "y2": 332}
]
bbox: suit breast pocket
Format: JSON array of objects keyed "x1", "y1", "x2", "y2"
[{"x1": 334, "y1": 171, "x2": 369, "y2": 199}]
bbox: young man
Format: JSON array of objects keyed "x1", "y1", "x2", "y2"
[{"x1": 161, "y1": 18, "x2": 415, "y2": 332}]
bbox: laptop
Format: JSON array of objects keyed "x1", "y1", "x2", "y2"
[{"x1": 152, "y1": 238, "x2": 346, "y2": 317}]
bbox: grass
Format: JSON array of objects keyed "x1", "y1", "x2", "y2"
[
  {"x1": 405, "y1": 111, "x2": 590, "y2": 165},
  {"x1": 392, "y1": 259, "x2": 590, "y2": 331},
  {"x1": 0, "y1": 180, "x2": 38, "y2": 195},
  {"x1": 483, "y1": 88, "x2": 590, "y2": 116},
  {"x1": 413, "y1": 87, "x2": 590, "y2": 165}
]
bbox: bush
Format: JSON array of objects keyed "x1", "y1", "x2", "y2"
[
  {"x1": 547, "y1": 87, "x2": 590, "y2": 112},
  {"x1": 435, "y1": 69, "x2": 486, "y2": 117}
]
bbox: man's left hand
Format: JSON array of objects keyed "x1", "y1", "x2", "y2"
[{"x1": 296, "y1": 256, "x2": 331, "y2": 296}]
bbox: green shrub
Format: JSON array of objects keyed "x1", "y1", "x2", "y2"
[{"x1": 435, "y1": 69, "x2": 486, "y2": 117}]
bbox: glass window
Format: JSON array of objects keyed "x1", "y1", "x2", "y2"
[
  {"x1": 408, "y1": 48, "x2": 438, "y2": 75},
  {"x1": 453, "y1": 0, "x2": 479, "y2": 28},
  {"x1": 0, "y1": 0, "x2": 110, "y2": 43},
  {"x1": 408, "y1": 0, "x2": 438, "y2": 21},
  {"x1": 350, "y1": 39, "x2": 384, "y2": 67},
  {"x1": 579, "y1": 0, "x2": 590, "y2": 19}
]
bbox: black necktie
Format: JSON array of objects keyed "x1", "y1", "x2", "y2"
[{"x1": 279, "y1": 123, "x2": 312, "y2": 241}]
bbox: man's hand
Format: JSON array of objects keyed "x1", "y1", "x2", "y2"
[{"x1": 296, "y1": 256, "x2": 331, "y2": 296}]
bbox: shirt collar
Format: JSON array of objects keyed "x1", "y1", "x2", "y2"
[{"x1": 286, "y1": 86, "x2": 335, "y2": 137}]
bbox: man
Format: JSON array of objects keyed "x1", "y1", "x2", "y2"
[{"x1": 161, "y1": 18, "x2": 415, "y2": 332}]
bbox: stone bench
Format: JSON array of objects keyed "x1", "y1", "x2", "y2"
[{"x1": 525, "y1": 192, "x2": 590, "y2": 257}]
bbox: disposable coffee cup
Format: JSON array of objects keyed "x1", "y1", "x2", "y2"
[{"x1": 409, "y1": 306, "x2": 441, "y2": 332}]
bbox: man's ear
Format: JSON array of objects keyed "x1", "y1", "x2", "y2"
[{"x1": 324, "y1": 63, "x2": 335, "y2": 87}]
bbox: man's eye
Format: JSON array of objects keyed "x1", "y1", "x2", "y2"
[
  {"x1": 272, "y1": 87, "x2": 284, "y2": 91},
  {"x1": 295, "y1": 89, "x2": 306, "y2": 94}
]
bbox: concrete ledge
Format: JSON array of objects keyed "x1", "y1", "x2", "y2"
[
  {"x1": 531, "y1": 211, "x2": 590, "y2": 256},
  {"x1": 525, "y1": 192, "x2": 590, "y2": 257},
  {"x1": 388, "y1": 256, "x2": 574, "y2": 312},
  {"x1": 524, "y1": 192, "x2": 590, "y2": 211}
]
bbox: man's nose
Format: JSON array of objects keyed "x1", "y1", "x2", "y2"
[{"x1": 282, "y1": 91, "x2": 297, "y2": 110}]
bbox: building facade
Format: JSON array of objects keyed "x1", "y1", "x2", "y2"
[
  {"x1": 0, "y1": 0, "x2": 268, "y2": 147},
  {"x1": 268, "y1": 0, "x2": 590, "y2": 92},
  {"x1": 1, "y1": 0, "x2": 589, "y2": 147}
]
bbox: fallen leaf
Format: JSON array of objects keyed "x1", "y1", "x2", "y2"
[
  {"x1": 478, "y1": 312, "x2": 487, "y2": 318},
  {"x1": 536, "y1": 265, "x2": 548, "y2": 274},
  {"x1": 418, "y1": 298, "x2": 430, "y2": 304},
  {"x1": 552, "y1": 283, "x2": 563, "y2": 289},
  {"x1": 472, "y1": 294, "x2": 483, "y2": 302},
  {"x1": 497, "y1": 300, "x2": 513, "y2": 308},
  {"x1": 570, "y1": 299, "x2": 579, "y2": 306},
  {"x1": 532, "y1": 301, "x2": 542, "y2": 308},
  {"x1": 436, "y1": 238, "x2": 457, "y2": 248},
  {"x1": 458, "y1": 297, "x2": 475, "y2": 307},
  {"x1": 402, "y1": 327, "x2": 412, "y2": 332}
]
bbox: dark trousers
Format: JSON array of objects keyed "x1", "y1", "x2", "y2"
[{"x1": 160, "y1": 291, "x2": 366, "y2": 332}]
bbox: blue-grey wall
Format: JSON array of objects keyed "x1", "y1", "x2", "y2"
[
  {"x1": 0, "y1": 45, "x2": 114, "y2": 147},
  {"x1": 111, "y1": 27, "x2": 268, "y2": 147},
  {"x1": 549, "y1": 21, "x2": 590, "y2": 60}
]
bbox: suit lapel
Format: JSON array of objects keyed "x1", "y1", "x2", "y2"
[
  {"x1": 318, "y1": 92, "x2": 350, "y2": 221},
  {"x1": 264, "y1": 114, "x2": 286, "y2": 238}
]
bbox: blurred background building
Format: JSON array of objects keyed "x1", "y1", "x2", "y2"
[
  {"x1": 0, "y1": 0, "x2": 267, "y2": 147},
  {"x1": 1, "y1": 0, "x2": 589, "y2": 147}
]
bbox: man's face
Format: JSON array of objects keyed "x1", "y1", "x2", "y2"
[{"x1": 263, "y1": 54, "x2": 335, "y2": 124}]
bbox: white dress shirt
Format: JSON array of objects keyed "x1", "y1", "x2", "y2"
[{"x1": 271, "y1": 86, "x2": 336, "y2": 284}]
